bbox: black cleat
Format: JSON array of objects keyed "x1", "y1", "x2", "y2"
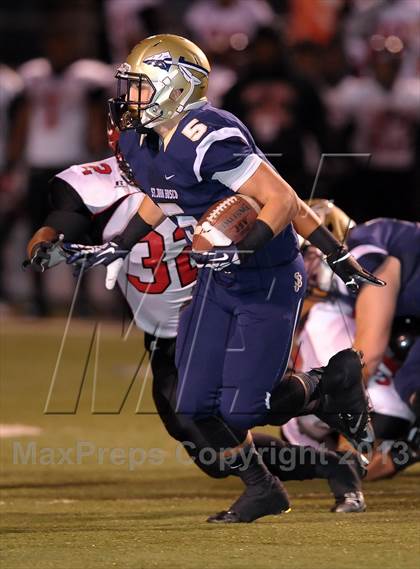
[
  {"x1": 331, "y1": 491, "x2": 366, "y2": 513},
  {"x1": 207, "y1": 476, "x2": 290, "y2": 523},
  {"x1": 315, "y1": 349, "x2": 374, "y2": 451}
]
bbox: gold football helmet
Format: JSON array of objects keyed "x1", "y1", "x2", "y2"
[
  {"x1": 306, "y1": 199, "x2": 355, "y2": 243},
  {"x1": 304, "y1": 199, "x2": 355, "y2": 294},
  {"x1": 110, "y1": 34, "x2": 210, "y2": 131}
]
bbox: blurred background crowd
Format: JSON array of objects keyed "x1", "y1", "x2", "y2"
[{"x1": 0, "y1": 0, "x2": 419, "y2": 317}]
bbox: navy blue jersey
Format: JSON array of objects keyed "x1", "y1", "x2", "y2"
[
  {"x1": 347, "y1": 218, "x2": 420, "y2": 317},
  {"x1": 119, "y1": 102, "x2": 299, "y2": 267}
]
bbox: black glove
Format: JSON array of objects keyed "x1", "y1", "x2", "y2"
[
  {"x1": 327, "y1": 246, "x2": 385, "y2": 293},
  {"x1": 307, "y1": 224, "x2": 386, "y2": 293}
]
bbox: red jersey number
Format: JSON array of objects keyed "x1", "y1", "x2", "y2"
[
  {"x1": 82, "y1": 163, "x2": 113, "y2": 176},
  {"x1": 127, "y1": 228, "x2": 197, "y2": 294}
]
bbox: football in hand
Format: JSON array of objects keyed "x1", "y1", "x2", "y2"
[{"x1": 192, "y1": 195, "x2": 261, "y2": 251}]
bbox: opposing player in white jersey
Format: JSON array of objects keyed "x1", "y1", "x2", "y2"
[
  {"x1": 24, "y1": 117, "x2": 366, "y2": 514},
  {"x1": 0, "y1": 64, "x2": 24, "y2": 305},
  {"x1": 25, "y1": 108, "x2": 196, "y2": 340},
  {"x1": 54, "y1": 157, "x2": 195, "y2": 338},
  {"x1": 283, "y1": 200, "x2": 420, "y2": 481}
]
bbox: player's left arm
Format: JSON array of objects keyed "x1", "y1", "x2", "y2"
[
  {"x1": 200, "y1": 161, "x2": 299, "y2": 267},
  {"x1": 292, "y1": 198, "x2": 324, "y2": 238},
  {"x1": 237, "y1": 173, "x2": 385, "y2": 292},
  {"x1": 292, "y1": 199, "x2": 386, "y2": 292},
  {"x1": 353, "y1": 257, "x2": 401, "y2": 382},
  {"x1": 64, "y1": 194, "x2": 167, "y2": 290}
]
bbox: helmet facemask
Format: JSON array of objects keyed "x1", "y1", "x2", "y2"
[
  {"x1": 107, "y1": 100, "x2": 136, "y2": 185},
  {"x1": 303, "y1": 245, "x2": 335, "y2": 297},
  {"x1": 114, "y1": 71, "x2": 162, "y2": 132}
]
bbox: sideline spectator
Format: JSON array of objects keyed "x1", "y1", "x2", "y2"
[
  {"x1": 326, "y1": 43, "x2": 420, "y2": 221},
  {"x1": 0, "y1": 64, "x2": 24, "y2": 307},
  {"x1": 185, "y1": 0, "x2": 275, "y2": 57},
  {"x1": 5, "y1": 26, "x2": 112, "y2": 315},
  {"x1": 223, "y1": 26, "x2": 329, "y2": 198}
]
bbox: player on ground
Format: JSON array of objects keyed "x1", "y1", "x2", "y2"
[
  {"x1": 25, "y1": 124, "x2": 366, "y2": 514},
  {"x1": 64, "y1": 35, "x2": 383, "y2": 522},
  {"x1": 283, "y1": 202, "x2": 420, "y2": 480}
]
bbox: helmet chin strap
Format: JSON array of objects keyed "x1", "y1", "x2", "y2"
[
  {"x1": 137, "y1": 109, "x2": 163, "y2": 132},
  {"x1": 176, "y1": 64, "x2": 202, "y2": 113}
]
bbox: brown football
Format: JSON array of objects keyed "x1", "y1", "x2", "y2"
[{"x1": 192, "y1": 195, "x2": 261, "y2": 251}]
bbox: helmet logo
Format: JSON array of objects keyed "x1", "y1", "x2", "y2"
[
  {"x1": 178, "y1": 62, "x2": 201, "y2": 86},
  {"x1": 144, "y1": 51, "x2": 173, "y2": 72}
]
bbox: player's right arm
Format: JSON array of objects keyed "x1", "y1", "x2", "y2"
[
  {"x1": 25, "y1": 177, "x2": 92, "y2": 271},
  {"x1": 64, "y1": 194, "x2": 167, "y2": 290},
  {"x1": 92, "y1": 194, "x2": 166, "y2": 252},
  {"x1": 353, "y1": 257, "x2": 401, "y2": 383}
]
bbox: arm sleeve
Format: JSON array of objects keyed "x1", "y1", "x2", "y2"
[
  {"x1": 44, "y1": 177, "x2": 92, "y2": 241},
  {"x1": 194, "y1": 131, "x2": 262, "y2": 191},
  {"x1": 48, "y1": 176, "x2": 91, "y2": 214}
]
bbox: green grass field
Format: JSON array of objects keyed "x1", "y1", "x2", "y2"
[{"x1": 1, "y1": 318, "x2": 419, "y2": 569}]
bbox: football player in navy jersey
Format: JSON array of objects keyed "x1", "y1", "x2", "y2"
[
  {"x1": 349, "y1": 219, "x2": 420, "y2": 403},
  {"x1": 348, "y1": 217, "x2": 420, "y2": 475},
  {"x1": 65, "y1": 35, "x2": 384, "y2": 523},
  {"x1": 25, "y1": 113, "x2": 366, "y2": 516},
  {"x1": 284, "y1": 202, "x2": 420, "y2": 481}
]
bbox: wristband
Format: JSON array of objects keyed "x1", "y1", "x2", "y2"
[
  {"x1": 114, "y1": 214, "x2": 153, "y2": 250},
  {"x1": 237, "y1": 219, "x2": 274, "y2": 258},
  {"x1": 307, "y1": 224, "x2": 344, "y2": 257}
]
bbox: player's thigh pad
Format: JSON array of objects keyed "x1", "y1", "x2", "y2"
[{"x1": 219, "y1": 259, "x2": 306, "y2": 430}]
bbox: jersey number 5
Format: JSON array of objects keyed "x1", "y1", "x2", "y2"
[{"x1": 181, "y1": 118, "x2": 207, "y2": 142}]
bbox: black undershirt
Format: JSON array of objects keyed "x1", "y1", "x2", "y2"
[{"x1": 44, "y1": 177, "x2": 92, "y2": 241}]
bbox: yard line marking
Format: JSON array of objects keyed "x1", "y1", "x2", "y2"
[{"x1": 0, "y1": 424, "x2": 42, "y2": 438}]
